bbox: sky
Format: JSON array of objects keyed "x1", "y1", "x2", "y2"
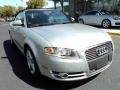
[
  {"x1": 0, "y1": 0, "x2": 55, "y2": 7},
  {"x1": 0, "y1": 0, "x2": 28, "y2": 7},
  {"x1": 0, "y1": 0, "x2": 68, "y2": 8}
]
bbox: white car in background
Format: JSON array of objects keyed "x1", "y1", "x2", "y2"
[
  {"x1": 78, "y1": 10, "x2": 120, "y2": 28},
  {"x1": 0, "y1": 18, "x2": 5, "y2": 22},
  {"x1": 9, "y1": 9, "x2": 114, "y2": 81}
]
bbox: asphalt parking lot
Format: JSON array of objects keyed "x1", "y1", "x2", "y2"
[{"x1": 0, "y1": 22, "x2": 120, "y2": 90}]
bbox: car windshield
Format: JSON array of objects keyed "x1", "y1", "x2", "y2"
[
  {"x1": 26, "y1": 10, "x2": 70, "y2": 28},
  {"x1": 100, "y1": 10, "x2": 111, "y2": 15}
]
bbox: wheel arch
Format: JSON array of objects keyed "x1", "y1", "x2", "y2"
[
  {"x1": 24, "y1": 41, "x2": 42, "y2": 71},
  {"x1": 24, "y1": 40, "x2": 39, "y2": 61},
  {"x1": 102, "y1": 19, "x2": 111, "y2": 25},
  {"x1": 24, "y1": 42, "x2": 42, "y2": 77},
  {"x1": 78, "y1": 18, "x2": 84, "y2": 24}
]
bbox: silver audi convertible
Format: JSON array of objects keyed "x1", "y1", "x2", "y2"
[
  {"x1": 78, "y1": 10, "x2": 120, "y2": 28},
  {"x1": 9, "y1": 9, "x2": 114, "y2": 81}
]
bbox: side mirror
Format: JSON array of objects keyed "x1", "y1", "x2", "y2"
[{"x1": 12, "y1": 20, "x2": 23, "y2": 26}]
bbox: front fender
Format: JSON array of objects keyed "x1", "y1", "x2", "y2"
[
  {"x1": 24, "y1": 34, "x2": 53, "y2": 71},
  {"x1": 24, "y1": 39, "x2": 39, "y2": 59}
]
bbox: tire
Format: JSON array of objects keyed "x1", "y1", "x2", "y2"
[
  {"x1": 25, "y1": 48, "x2": 41, "y2": 78},
  {"x1": 102, "y1": 19, "x2": 111, "y2": 28},
  {"x1": 78, "y1": 19, "x2": 84, "y2": 24}
]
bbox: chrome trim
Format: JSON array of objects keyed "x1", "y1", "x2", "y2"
[
  {"x1": 51, "y1": 71, "x2": 87, "y2": 80},
  {"x1": 96, "y1": 46, "x2": 109, "y2": 56},
  {"x1": 85, "y1": 41, "x2": 113, "y2": 61}
]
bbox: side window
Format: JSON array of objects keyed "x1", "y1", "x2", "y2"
[
  {"x1": 85, "y1": 11, "x2": 99, "y2": 15},
  {"x1": 15, "y1": 12, "x2": 24, "y2": 25}
]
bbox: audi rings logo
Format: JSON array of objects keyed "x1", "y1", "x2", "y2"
[{"x1": 96, "y1": 46, "x2": 108, "y2": 56}]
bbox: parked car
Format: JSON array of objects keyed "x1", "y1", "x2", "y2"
[
  {"x1": 78, "y1": 10, "x2": 120, "y2": 28},
  {"x1": 9, "y1": 9, "x2": 114, "y2": 81},
  {"x1": 5, "y1": 17, "x2": 14, "y2": 22},
  {"x1": 0, "y1": 18, "x2": 5, "y2": 22}
]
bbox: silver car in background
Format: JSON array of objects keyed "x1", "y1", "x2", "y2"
[
  {"x1": 78, "y1": 10, "x2": 120, "y2": 28},
  {"x1": 9, "y1": 9, "x2": 114, "y2": 81}
]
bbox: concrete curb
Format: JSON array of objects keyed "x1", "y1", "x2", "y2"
[
  {"x1": 101, "y1": 29, "x2": 120, "y2": 36},
  {"x1": 108, "y1": 32, "x2": 120, "y2": 36}
]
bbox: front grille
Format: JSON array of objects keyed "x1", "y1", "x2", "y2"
[
  {"x1": 85, "y1": 41, "x2": 113, "y2": 61},
  {"x1": 88, "y1": 54, "x2": 112, "y2": 72}
]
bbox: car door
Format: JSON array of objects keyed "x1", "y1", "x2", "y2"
[
  {"x1": 83, "y1": 11, "x2": 100, "y2": 25},
  {"x1": 81, "y1": 12, "x2": 90, "y2": 24},
  {"x1": 11, "y1": 12, "x2": 26, "y2": 50}
]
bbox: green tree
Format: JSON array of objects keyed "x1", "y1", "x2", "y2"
[
  {"x1": 0, "y1": 6, "x2": 2, "y2": 13},
  {"x1": 60, "y1": 0, "x2": 64, "y2": 12},
  {"x1": 17, "y1": 6, "x2": 25, "y2": 12},
  {"x1": 26, "y1": 0, "x2": 45, "y2": 9},
  {"x1": 101, "y1": 0, "x2": 111, "y2": 9},
  {"x1": 118, "y1": 0, "x2": 120, "y2": 8},
  {"x1": 52, "y1": 0, "x2": 64, "y2": 12},
  {"x1": 86, "y1": 0, "x2": 94, "y2": 11},
  {"x1": 2, "y1": 5, "x2": 16, "y2": 18},
  {"x1": 113, "y1": 0, "x2": 119, "y2": 14},
  {"x1": 75, "y1": 0, "x2": 94, "y2": 13},
  {"x1": 0, "y1": 6, "x2": 3, "y2": 17},
  {"x1": 51, "y1": 0, "x2": 59, "y2": 9},
  {"x1": 118, "y1": 0, "x2": 120, "y2": 14}
]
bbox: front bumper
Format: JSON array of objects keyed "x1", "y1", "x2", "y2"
[
  {"x1": 39, "y1": 42, "x2": 113, "y2": 81},
  {"x1": 48, "y1": 53, "x2": 112, "y2": 81},
  {"x1": 39, "y1": 53, "x2": 113, "y2": 81},
  {"x1": 49, "y1": 61, "x2": 112, "y2": 81},
  {"x1": 111, "y1": 20, "x2": 120, "y2": 26}
]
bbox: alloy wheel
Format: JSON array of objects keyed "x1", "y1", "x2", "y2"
[
  {"x1": 102, "y1": 20, "x2": 111, "y2": 28},
  {"x1": 26, "y1": 50, "x2": 35, "y2": 75}
]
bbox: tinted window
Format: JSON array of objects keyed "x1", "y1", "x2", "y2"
[{"x1": 85, "y1": 11, "x2": 99, "y2": 15}]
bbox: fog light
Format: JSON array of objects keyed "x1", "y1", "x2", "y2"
[{"x1": 58, "y1": 73, "x2": 68, "y2": 79}]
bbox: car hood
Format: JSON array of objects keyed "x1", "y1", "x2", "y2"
[{"x1": 31, "y1": 23, "x2": 112, "y2": 51}]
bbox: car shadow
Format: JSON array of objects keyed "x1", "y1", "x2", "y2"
[
  {"x1": 109, "y1": 26, "x2": 120, "y2": 30},
  {"x1": 3, "y1": 40, "x2": 99, "y2": 90}
]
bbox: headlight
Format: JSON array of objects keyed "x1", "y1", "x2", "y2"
[
  {"x1": 113, "y1": 16, "x2": 120, "y2": 20},
  {"x1": 44, "y1": 47, "x2": 79, "y2": 58}
]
